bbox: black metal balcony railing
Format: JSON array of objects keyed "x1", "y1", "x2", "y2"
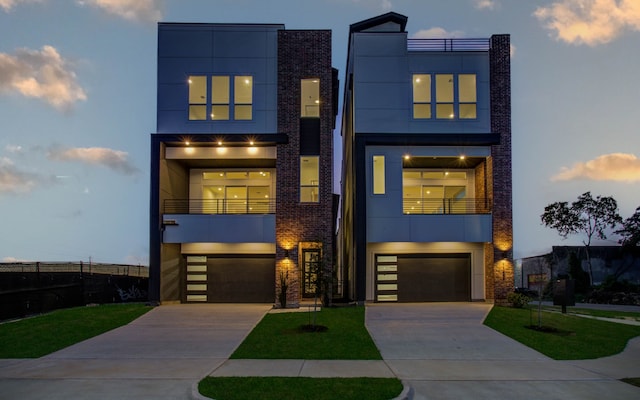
[
  {"x1": 403, "y1": 198, "x2": 492, "y2": 215},
  {"x1": 407, "y1": 38, "x2": 491, "y2": 52},
  {"x1": 164, "y1": 199, "x2": 276, "y2": 215}
]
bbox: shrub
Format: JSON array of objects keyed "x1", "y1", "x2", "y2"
[{"x1": 507, "y1": 292, "x2": 530, "y2": 308}]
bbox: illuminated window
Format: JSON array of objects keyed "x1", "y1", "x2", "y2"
[
  {"x1": 234, "y1": 76, "x2": 253, "y2": 120},
  {"x1": 188, "y1": 75, "x2": 207, "y2": 120},
  {"x1": 412, "y1": 73, "x2": 477, "y2": 120},
  {"x1": 301, "y1": 78, "x2": 320, "y2": 117},
  {"x1": 458, "y1": 74, "x2": 477, "y2": 119},
  {"x1": 300, "y1": 156, "x2": 319, "y2": 203},
  {"x1": 436, "y1": 74, "x2": 454, "y2": 119},
  {"x1": 402, "y1": 168, "x2": 471, "y2": 214},
  {"x1": 211, "y1": 76, "x2": 230, "y2": 120},
  {"x1": 412, "y1": 74, "x2": 431, "y2": 119},
  {"x1": 373, "y1": 155, "x2": 385, "y2": 194}
]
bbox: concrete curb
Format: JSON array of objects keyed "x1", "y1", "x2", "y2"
[{"x1": 190, "y1": 378, "x2": 413, "y2": 400}]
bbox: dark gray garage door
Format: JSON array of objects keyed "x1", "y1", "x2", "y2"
[
  {"x1": 397, "y1": 254, "x2": 471, "y2": 302},
  {"x1": 206, "y1": 256, "x2": 275, "y2": 303}
]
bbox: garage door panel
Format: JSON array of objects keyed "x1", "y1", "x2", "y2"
[
  {"x1": 396, "y1": 255, "x2": 470, "y2": 302},
  {"x1": 206, "y1": 257, "x2": 274, "y2": 303}
]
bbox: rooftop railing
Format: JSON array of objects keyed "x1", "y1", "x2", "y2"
[
  {"x1": 403, "y1": 197, "x2": 492, "y2": 215},
  {"x1": 164, "y1": 198, "x2": 276, "y2": 215},
  {"x1": 407, "y1": 38, "x2": 491, "y2": 52}
]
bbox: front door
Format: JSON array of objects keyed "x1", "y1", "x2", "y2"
[{"x1": 302, "y1": 249, "x2": 320, "y2": 297}]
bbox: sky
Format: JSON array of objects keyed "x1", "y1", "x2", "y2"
[{"x1": 1, "y1": 0, "x2": 639, "y2": 265}]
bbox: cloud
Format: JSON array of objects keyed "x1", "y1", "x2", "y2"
[
  {"x1": 48, "y1": 146, "x2": 139, "y2": 175},
  {"x1": 411, "y1": 27, "x2": 465, "y2": 39},
  {"x1": 0, "y1": 45, "x2": 87, "y2": 111},
  {"x1": 77, "y1": 0, "x2": 162, "y2": 22},
  {"x1": 510, "y1": 43, "x2": 516, "y2": 57},
  {"x1": 0, "y1": 0, "x2": 41, "y2": 12},
  {"x1": 0, "y1": 157, "x2": 46, "y2": 194},
  {"x1": 474, "y1": 0, "x2": 498, "y2": 10},
  {"x1": 534, "y1": 0, "x2": 640, "y2": 46},
  {"x1": 551, "y1": 153, "x2": 640, "y2": 182},
  {"x1": 5, "y1": 144, "x2": 23, "y2": 154}
]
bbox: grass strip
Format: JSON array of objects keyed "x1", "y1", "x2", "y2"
[
  {"x1": 0, "y1": 303, "x2": 152, "y2": 358},
  {"x1": 484, "y1": 306, "x2": 640, "y2": 360},
  {"x1": 199, "y1": 377, "x2": 403, "y2": 400},
  {"x1": 231, "y1": 306, "x2": 382, "y2": 360},
  {"x1": 540, "y1": 306, "x2": 640, "y2": 322}
]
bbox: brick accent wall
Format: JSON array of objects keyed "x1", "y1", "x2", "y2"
[
  {"x1": 489, "y1": 34, "x2": 514, "y2": 303},
  {"x1": 276, "y1": 30, "x2": 334, "y2": 307}
]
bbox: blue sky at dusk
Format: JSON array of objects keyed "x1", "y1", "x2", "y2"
[{"x1": 1, "y1": 0, "x2": 639, "y2": 264}]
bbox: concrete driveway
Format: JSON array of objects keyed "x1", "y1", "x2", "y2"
[
  {"x1": 0, "y1": 304, "x2": 270, "y2": 400},
  {"x1": 366, "y1": 303, "x2": 640, "y2": 400}
]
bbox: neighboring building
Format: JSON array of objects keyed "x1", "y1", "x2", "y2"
[
  {"x1": 149, "y1": 23, "x2": 337, "y2": 305},
  {"x1": 519, "y1": 246, "x2": 640, "y2": 289},
  {"x1": 339, "y1": 13, "x2": 513, "y2": 303}
]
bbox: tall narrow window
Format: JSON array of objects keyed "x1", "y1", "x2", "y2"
[
  {"x1": 234, "y1": 76, "x2": 253, "y2": 120},
  {"x1": 436, "y1": 74, "x2": 454, "y2": 119},
  {"x1": 188, "y1": 75, "x2": 207, "y2": 120},
  {"x1": 412, "y1": 74, "x2": 431, "y2": 119},
  {"x1": 211, "y1": 76, "x2": 230, "y2": 120},
  {"x1": 458, "y1": 74, "x2": 477, "y2": 119},
  {"x1": 301, "y1": 78, "x2": 320, "y2": 117},
  {"x1": 300, "y1": 156, "x2": 319, "y2": 203},
  {"x1": 373, "y1": 155, "x2": 385, "y2": 194}
]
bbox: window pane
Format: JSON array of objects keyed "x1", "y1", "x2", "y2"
[
  {"x1": 436, "y1": 74, "x2": 454, "y2": 103},
  {"x1": 226, "y1": 186, "x2": 247, "y2": 214},
  {"x1": 211, "y1": 105, "x2": 229, "y2": 120},
  {"x1": 459, "y1": 74, "x2": 476, "y2": 102},
  {"x1": 436, "y1": 103, "x2": 454, "y2": 119},
  {"x1": 226, "y1": 172, "x2": 248, "y2": 179},
  {"x1": 235, "y1": 76, "x2": 252, "y2": 104},
  {"x1": 300, "y1": 187, "x2": 319, "y2": 202},
  {"x1": 235, "y1": 105, "x2": 252, "y2": 120},
  {"x1": 212, "y1": 76, "x2": 230, "y2": 104},
  {"x1": 189, "y1": 105, "x2": 207, "y2": 120},
  {"x1": 423, "y1": 171, "x2": 444, "y2": 179},
  {"x1": 373, "y1": 155, "x2": 385, "y2": 194},
  {"x1": 413, "y1": 103, "x2": 431, "y2": 119},
  {"x1": 300, "y1": 156, "x2": 319, "y2": 185},
  {"x1": 188, "y1": 76, "x2": 206, "y2": 104},
  {"x1": 412, "y1": 74, "x2": 430, "y2": 103},
  {"x1": 301, "y1": 78, "x2": 320, "y2": 117},
  {"x1": 459, "y1": 104, "x2": 476, "y2": 119},
  {"x1": 403, "y1": 171, "x2": 421, "y2": 179}
]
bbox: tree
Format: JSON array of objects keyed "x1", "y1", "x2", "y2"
[
  {"x1": 541, "y1": 192, "x2": 622, "y2": 285},
  {"x1": 616, "y1": 206, "x2": 640, "y2": 249}
]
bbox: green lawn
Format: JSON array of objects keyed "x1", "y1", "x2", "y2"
[
  {"x1": 0, "y1": 303, "x2": 152, "y2": 358},
  {"x1": 484, "y1": 306, "x2": 640, "y2": 360},
  {"x1": 231, "y1": 306, "x2": 382, "y2": 360},
  {"x1": 198, "y1": 377, "x2": 403, "y2": 400}
]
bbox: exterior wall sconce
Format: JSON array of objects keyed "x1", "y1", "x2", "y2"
[{"x1": 284, "y1": 249, "x2": 290, "y2": 258}]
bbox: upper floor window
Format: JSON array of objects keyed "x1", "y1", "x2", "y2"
[
  {"x1": 188, "y1": 75, "x2": 207, "y2": 120},
  {"x1": 412, "y1": 74, "x2": 476, "y2": 120},
  {"x1": 300, "y1": 156, "x2": 319, "y2": 203},
  {"x1": 373, "y1": 155, "x2": 385, "y2": 194},
  {"x1": 301, "y1": 78, "x2": 320, "y2": 117},
  {"x1": 188, "y1": 75, "x2": 253, "y2": 121}
]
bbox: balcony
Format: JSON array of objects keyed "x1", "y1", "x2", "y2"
[
  {"x1": 407, "y1": 38, "x2": 491, "y2": 52},
  {"x1": 164, "y1": 198, "x2": 276, "y2": 215},
  {"x1": 403, "y1": 198, "x2": 491, "y2": 215}
]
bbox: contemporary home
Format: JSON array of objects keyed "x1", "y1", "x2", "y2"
[
  {"x1": 339, "y1": 13, "x2": 514, "y2": 303},
  {"x1": 149, "y1": 23, "x2": 337, "y2": 305}
]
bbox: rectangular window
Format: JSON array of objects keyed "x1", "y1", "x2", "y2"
[
  {"x1": 301, "y1": 78, "x2": 320, "y2": 117},
  {"x1": 413, "y1": 73, "x2": 478, "y2": 120},
  {"x1": 211, "y1": 76, "x2": 230, "y2": 120},
  {"x1": 373, "y1": 155, "x2": 385, "y2": 194},
  {"x1": 300, "y1": 156, "x2": 319, "y2": 203},
  {"x1": 412, "y1": 74, "x2": 431, "y2": 119},
  {"x1": 402, "y1": 167, "x2": 473, "y2": 214},
  {"x1": 188, "y1": 75, "x2": 207, "y2": 120},
  {"x1": 436, "y1": 74, "x2": 454, "y2": 119},
  {"x1": 234, "y1": 76, "x2": 253, "y2": 120},
  {"x1": 458, "y1": 74, "x2": 477, "y2": 119}
]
